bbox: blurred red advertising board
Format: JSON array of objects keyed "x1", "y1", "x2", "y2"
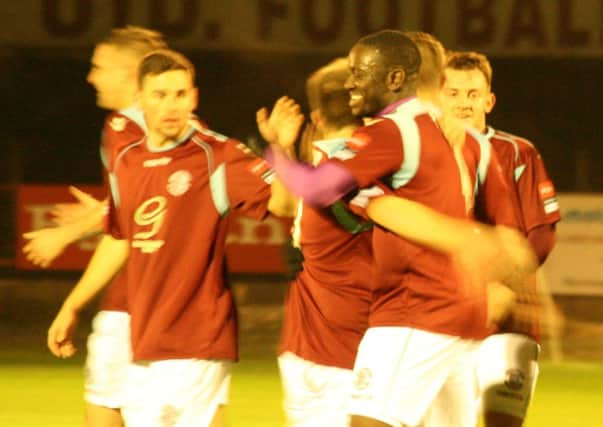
[{"x1": 16, "y1": 185, "x2": 291, "y2": 273}]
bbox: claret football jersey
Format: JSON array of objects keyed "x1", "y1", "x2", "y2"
[
  {"x1": 280, "y1": 138, "x2": 372, "y2": 370},
  {"x1": 330, "y1": 98, "x2": 516, "y2": 340},
  {"x1": 108, "y1": 126, "x2": 272, "y2": 361}
]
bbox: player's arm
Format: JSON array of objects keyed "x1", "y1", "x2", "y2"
[
  {"x1": 517, "y1": 147, "x2": 560, "y2": 264},
  {"x1": 366, "y1": 195, "x2": 537, "y2": 290},
  {"x1": 527, "y1": 223, "x2": 556, "y2": 265},
  {"x1": 256, "y1": 97, "x2": 302, "y2": 218},
  {"x1": 22, "y1": 201, "x2": 107, "y2": 268},
  {"x1": 266, "y1": 119, "x2": 402, "y2": 208},
  {"x1": 47, "y1": 235, "x2": 129, "y2": 358}
]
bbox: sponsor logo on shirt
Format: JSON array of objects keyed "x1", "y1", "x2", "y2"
[
  {"x1": 346, "y1": 134, "x2": 371, "y2": 151},
  {"x1": 544, "y1": 197, "x2": 560, "y2": 214},
  {"x1": 132, "y1": 196, "x2": 166, "y2": 253},
  {"x1": 109, "y1": 116, "x2": 127, "y2": 132},
  {"x1": 331, "y1": 148, "x2": 356, "y2": 161},
  {"x1": 236, "y1": 143, "x2": 253, "y2": 155},
  {"x1": 143, "y1": 157, "x2": 172, "y2": 168},
  {"x1": 167, "y1": 170, "x2": 192, "y2": 196},
  {"x1": 538, "y1": 181, "x2": 555, "y2": 200},
  {"x1": 247, "y1": 158, "x2": 275, "y2": 184}
]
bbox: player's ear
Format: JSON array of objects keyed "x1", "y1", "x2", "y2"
[
  {"x1": 485, "y1": 91, "x2": 496, "y2": 114},
  {"x1": 387, "y1": 67, "x2": 406, "y2": 91},
  {"x1": 310, "y1": 110, "x2": 323, "y2": 127}
]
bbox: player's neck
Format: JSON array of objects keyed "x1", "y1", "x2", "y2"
[
  {"x1": 323, "y1": 124, "x2": 358, "y2": 140},
  {"x1": 113, "y1": 94, "x2": 137, "y2": 111},
  {"x1": 417, "y1": 87, "x2": 441, "y2": 109},
  {"x1": 146, "y1": 127, "x2": 190, "y2": 149}
]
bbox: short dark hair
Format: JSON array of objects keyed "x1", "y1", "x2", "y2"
[
  {"x1": 101, "y1": 26, "x2": 167, "y2": 57},
  {"x1": 138, "y1": 49, "x2": 195, "y2": 88},
  {"x1": 446, "y1": 51, "x2": 493, "y2": 88},
  {"x1": 306, "y1": 58, "x2": 359, "y2": 128},
  {"x1": 405, "y1": 31, "x2": 446, "y2": 90},
  {"x1": 357, "y1": 30, "x2": 421, "y2": 77}
]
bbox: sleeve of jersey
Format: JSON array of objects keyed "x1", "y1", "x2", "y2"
[
  {"x1": 517, "y1": 148, "x2": 561, "y2": 231},
  {"x1": 477, "y1": 150, "x2": 520, "y2": 228},
  {"x1": 329, "y1": 119, "x2": 404, "y2": 189},
  {"x1": 224, "y1": 140, "x2": 272, "y2": 220}
]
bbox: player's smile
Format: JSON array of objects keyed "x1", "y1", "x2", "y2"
[{"x1": 348, "y1": 92, "x2": 364, "y2": 113}]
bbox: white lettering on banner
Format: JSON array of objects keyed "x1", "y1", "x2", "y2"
[
  {"x1": 542, "y1": 194, "x2": 603, "y2": 296},
  {"x1": 226, "y1": 216, "x2": 288, "y2": 245},
  {"x1": 24, "y1": 204, "x2": 100, "y2": 251},
  {"x1": 2, "y1": 0, "x2": 603, "y2": 56}
]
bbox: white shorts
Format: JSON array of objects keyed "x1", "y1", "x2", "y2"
[
  {"x1": 84, "y1": 310, "x2": 131, "y2": 408},
  {"x1": 278, "y1": 351, "x2": 353, "y2": 427},
  {"x1": 349, "y1": 327, "x2": 478, "y2": 427},
  {"x1": 122, "y1": 358, "x2": 232, "y2": 427},
  {"x1": 476, "y1": 333, "x2": 540, "y2": 419}
]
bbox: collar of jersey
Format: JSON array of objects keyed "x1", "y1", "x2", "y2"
[
  {"x1": 376, "y1": 95, "x2": 418, "y2": 117},
  {"x1": 144, "y1": 125, "x2": 195, "y2": 153},
  {"x1": 484, "y1": 126, "x2": 496, "y2": 140},
  {"x1": 119, "y1": 104, "x2": 148, "y2": 133}
]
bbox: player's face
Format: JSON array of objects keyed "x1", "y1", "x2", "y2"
[
  {"x1": 440, "y1": 68, "x2": 495, "y2": 131},
  {"x1": 87, "y1": 44, "x2": 138, "y2": 110},
  {"x1": 139, "y1": 70, "x2": 197, "y2": 141},
  {"x1": 345, "y1": 44, "x2": 390, "y2": 117}
]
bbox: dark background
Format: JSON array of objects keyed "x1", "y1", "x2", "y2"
[{"x1": 3, "y1": 48, "x2": 602, "y2": 191}]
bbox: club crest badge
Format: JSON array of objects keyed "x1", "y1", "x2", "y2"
[
  {"x1": 109, "y1": 116, "x2": 127, "y2": 132},
  {"x1": 504, "y1": 368, "x2": 526, "y2": 391},
  {"x1": 353, "y1": 367, "x2": 372, "y2": 390},
  {"x1": 167, "y1": 170, "x2": 192, "y2": 196}
]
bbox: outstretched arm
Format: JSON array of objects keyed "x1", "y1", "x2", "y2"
[
  {"x1": 22, "y1": 188, "x2": 107, "y2": 268},
  {"x1": 366, "y1": 195, "x2": 537, "y2": 290},
  {"x1": 257, "y1": 96, "x2": 305, "y2": 217},
  {"x1": 47, "y1": 235, "x2": 129, "y2": 358}
]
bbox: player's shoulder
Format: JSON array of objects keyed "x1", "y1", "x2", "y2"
[
  {"x1": 191, "y1": 126, "x2": 232, "y2": 146},
  {"x1": 351, "y1": 117, "x2": 400, "y2": 148},
  {"x1": 104, "y1": 108, "x2": 145, "y2": 135},
  {"x1": 190, "y1": 127, "x2": 256, "y2": 161},
  {"x1": 490, "y1": 128, "x2": 539, "y2": 154}
]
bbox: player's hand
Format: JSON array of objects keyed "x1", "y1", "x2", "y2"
[
  {"x1": 486, "y1": 281, "x2": 517, "y2": 327},
  {"x1": 494, "y1": 226, "x2": 538, "y2": 292},
  {"x1": 51, "y1": 186, "x2": 103, "y2": 226},
  {"x1": 47, "y1": 306, "x2": 79, "y2": 358},
  {"x1": 256, "y1": 96, "x2": 304, "y2": 150},
  {"x1": 22, "y1": 226, "x2": 74, "y2": 268},
  {"x1": 453, "y1": 225, "x2": 537, "y2": 293}
]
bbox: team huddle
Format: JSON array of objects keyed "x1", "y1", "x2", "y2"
[{"x1": 22, "y1": 26, "x2": 560, "y2": 427}]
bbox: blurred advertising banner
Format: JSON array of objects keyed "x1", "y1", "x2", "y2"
[
  {"x1": 542, "y1": 193, "x2": 603, "y2": 296},
  {"x1": 16, "y1": 184, "x2": 291, "y2": 273},
  {"x1": 2, "y1": 0, "x2": 603, "y2": 56}
]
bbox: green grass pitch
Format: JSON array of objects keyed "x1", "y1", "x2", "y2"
[{"x1": 0, "y1": 354, "x2": 601, "y2": 427}]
